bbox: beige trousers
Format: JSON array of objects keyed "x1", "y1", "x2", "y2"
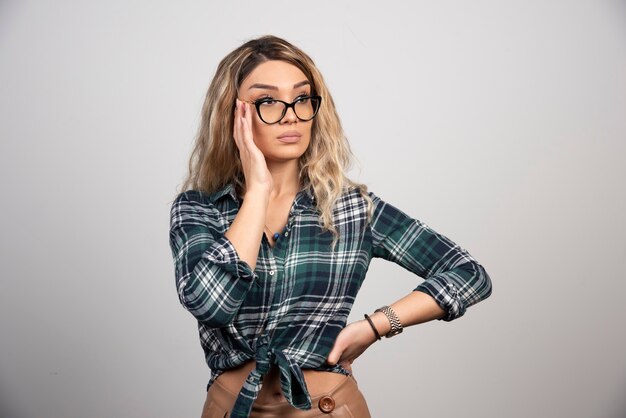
[{"x1": 201, "y1": 373, "x2": 372, "y2": 418}]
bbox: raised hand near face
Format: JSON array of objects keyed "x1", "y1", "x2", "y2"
[{"x1": 233, "y1": 99, "x2": 273, "y2": 196}]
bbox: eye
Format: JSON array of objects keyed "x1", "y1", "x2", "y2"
[
  {"x1": 295, "y1": 95, "x2": 310, "y2": 104},
  {"x1": 256, "y1": 96, "x2": 277, "y2": 106}
]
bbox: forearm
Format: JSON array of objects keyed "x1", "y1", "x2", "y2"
[
  {"x1": 169, "y1": 192, "x2": 261, "y2": 327},
  {"x1": 326, "y1": 290, "x2": 448, "y2": 367},
  {"x1": 367, "y1": 290, "x2": 446, "y2": 338},
  {"x1": 224, "y1": 189, "x2": 269, "y2": 271}
]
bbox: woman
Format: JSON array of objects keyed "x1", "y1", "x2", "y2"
[{"x1": 169, "y1": 35, "x2": 492, "y2": 418}]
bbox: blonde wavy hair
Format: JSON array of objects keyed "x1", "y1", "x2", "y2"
[{"x1": 178, "y1": 35, "x2": 373, "y2": 249}]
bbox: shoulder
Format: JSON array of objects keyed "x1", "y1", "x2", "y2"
[
  {"x1": 337, "y1": 185, "x2": 387, "y2": 209},
  {"x1": 171, "y1": 183, "x2": 236, "y2": 210},
  {"x1": 169, "y1": 189, "x2": 226, "y2": 226},
  {"x1": 171, "y1": 190, "x2": 213, "y2": 212},
  {"x1": 358, "y1": 188, "x2": 417, "y2": 226},
  {"x1": 329, "y1": 185, "x2": 379, "y2": 226},
  {"x1": 333, "y1": 186, "x2": 368, "y2": 212}
]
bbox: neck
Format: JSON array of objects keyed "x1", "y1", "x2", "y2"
[{"x1": 266, "y1": 159, "x2": 301, "y2": 197}]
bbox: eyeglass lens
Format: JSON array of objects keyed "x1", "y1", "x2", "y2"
[{"x1": 258, "y1": 97, "x2": 320, "y2": 124}]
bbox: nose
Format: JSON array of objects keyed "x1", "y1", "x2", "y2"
[{"x1": 280, "y1": 105, "x2": 298, "y2": 124}]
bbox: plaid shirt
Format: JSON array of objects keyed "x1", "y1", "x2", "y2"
[{"x1": 169, "y1": 182, "x2": 492, "y2": 418}]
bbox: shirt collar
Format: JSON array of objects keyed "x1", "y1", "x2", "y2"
[
  {"x1": 209, "y1": 182, "x2": 316, "y2": 210},
  {"x1": 293, "y1": 184, "x2": 316, "y2": 210},
  {"x1": 208, "y1": 182, "x2": 239, "y2": 204}
]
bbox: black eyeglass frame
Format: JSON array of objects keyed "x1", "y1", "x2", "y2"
[{"x1": 238, "y1": 95, "x2": 322, "y2": 125}]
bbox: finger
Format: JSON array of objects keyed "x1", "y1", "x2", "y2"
[
  {"x1": 233, "y1": 100, "x2": 242, "y2": 148},
  {"x1": 241, "y1": 110, "x2": 260, "y2": 158},
  {"x1": 234, "y1": 102, "x2": 248, "y2": 154},
  {"x1": 244, "y1": 101, "x2": 254, "y2": 131},
  {"x1": 241, "y1": 103, "x2": 254, "y2": 144},
  {"x1": 326, "y1": 347, "x2": 339, "y2": 365},
  {"x1": 241, "y1": 109, "x2": 250, "y2": 142},
  {"x1": 341, "y1": 361, "x2": 353, "y2": 374}
]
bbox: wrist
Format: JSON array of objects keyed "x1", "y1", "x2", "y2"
[
  {"x1": 244, "y1": 186, "x2": 271, "y2": 200},
  {"x1": 362, "y1": 315, "x2": 381, "y2": 343},
  {"x1": 370, "y1": 311, "x2": 392, "y2": 336},
  {"x1": 361, "y1": 318, "x2": 380, "y2": 344}
]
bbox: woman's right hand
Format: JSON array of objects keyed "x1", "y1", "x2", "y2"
[
  {"x1": 234, "y1": 99, "x2": 273, "y2": 196},
  {"x1": 224, "y1": 100, "x2": 272, "y2": 271}
]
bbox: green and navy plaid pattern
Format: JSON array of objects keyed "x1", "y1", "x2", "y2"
[{"x1": 169, "y1": 183, "x2": 492, "y2": 418}]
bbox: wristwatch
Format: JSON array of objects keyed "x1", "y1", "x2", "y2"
[{"x1": 374, "y1": 305, "x2": 403, "y2": 338}]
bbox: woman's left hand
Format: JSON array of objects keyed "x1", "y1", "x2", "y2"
[{"x1": 326, "y1": 320, "x2": 378, "y2": 373}]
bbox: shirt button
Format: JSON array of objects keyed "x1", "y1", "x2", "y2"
[
  {"x1": 284, "y1": 231, "x2": 289, "y2": 237},
  {"x1": 318, "y1": 395, "x2": 335, "y2": 413},
  {"x1": 269, "y1": 270, "x2": 275, "y2": 276}
]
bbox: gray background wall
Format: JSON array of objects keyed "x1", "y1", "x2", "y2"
[{"x1": 1, "y1": 1, "x2": 625, "y2": 417}]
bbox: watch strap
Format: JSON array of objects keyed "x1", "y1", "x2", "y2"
[{"x1": 374, "y1": 305, "x2": 403, "y2": 338}]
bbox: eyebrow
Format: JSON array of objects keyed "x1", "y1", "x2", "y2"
[{"x1": 248, "y1": 80, "x2": 310, "y2": 91}]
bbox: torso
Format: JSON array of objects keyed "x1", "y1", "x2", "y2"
[
  {"x1": 214, "y1": 360, "x2": 351, "y2": 403},
  {"x1": 222, "y1": 190, "x2": 349, "y2": 402},
  {"x1": 216, "y1": 189, "x2": 352, "y2": 403}
]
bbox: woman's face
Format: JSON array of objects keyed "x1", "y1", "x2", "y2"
[{"x1": 238, "y1": 60, "x2": 313, "y2": 163}]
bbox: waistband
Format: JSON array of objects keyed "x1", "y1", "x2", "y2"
[{"x1": 210, "y1": 372, "x2": 360, "y2": 414}]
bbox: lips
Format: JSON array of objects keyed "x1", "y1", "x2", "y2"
[{"x1": 277, "y1": 131, "x2": 302, "y2": 143}]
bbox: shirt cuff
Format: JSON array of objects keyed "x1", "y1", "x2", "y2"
[
  {"x1": 413, "y1": 276, "x2": 465, "y2": 322},
  {"x1": 203, "y1": 235, "x2": 257, "y2": 281}
]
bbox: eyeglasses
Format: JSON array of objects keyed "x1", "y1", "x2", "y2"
[{"x1": 239, "y1": 95, "x2": 322, "y2": 125}]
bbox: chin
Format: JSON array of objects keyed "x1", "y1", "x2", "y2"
[
  {"x1": 265, "y1": 143, "x2": 309, "y2": 162},
  {"x1": 267, "y1": 153, "x2": 306, "y2": 163}
]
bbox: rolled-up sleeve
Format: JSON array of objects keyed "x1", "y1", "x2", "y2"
[
  {"x1": 368, "y1": 191, "x2": 492, "y2": 321},
  {"x1": 169, "y1": 191, "x2": 257, "y2": 327}
]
